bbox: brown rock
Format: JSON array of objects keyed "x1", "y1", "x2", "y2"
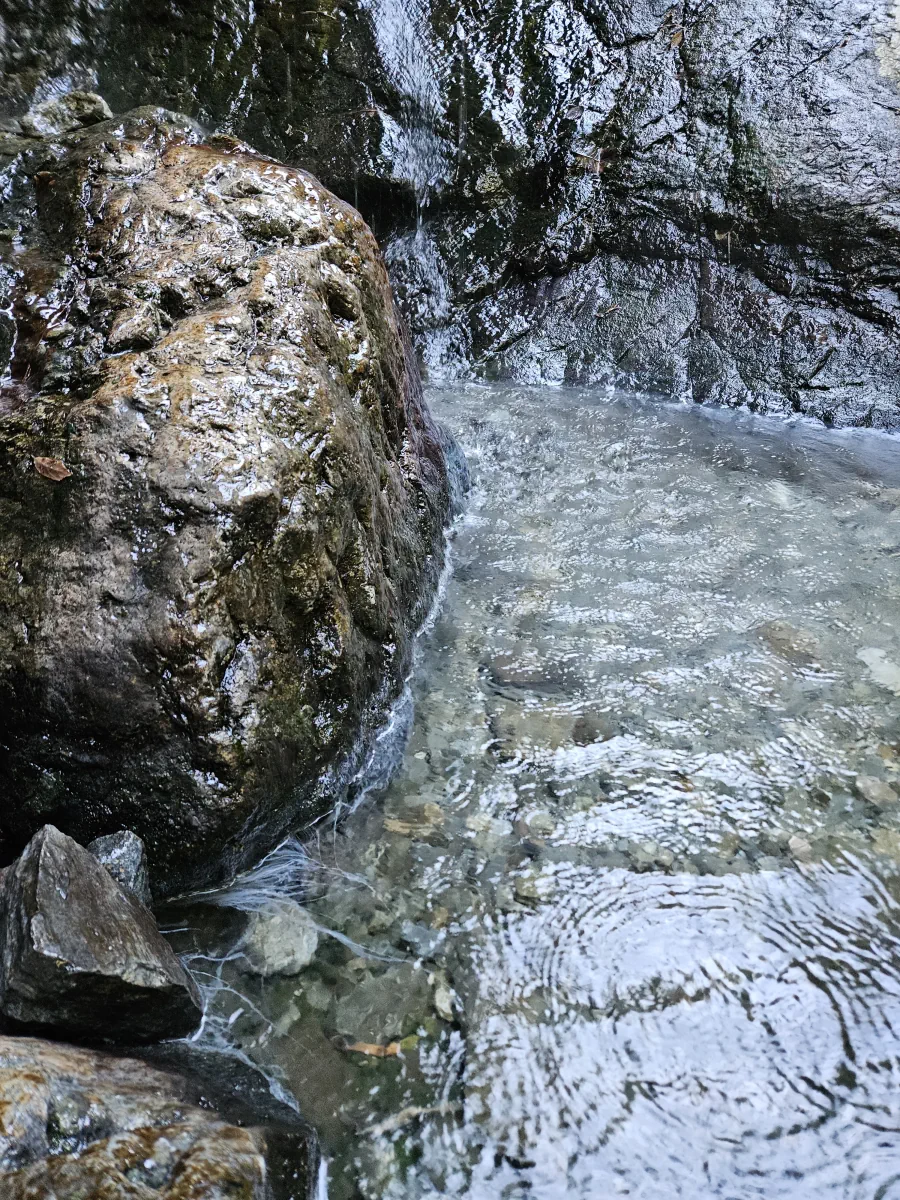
[
  {"x1": 0, "y1": 1036, "x2": 317, "y2": 1198},
  {"x1": 0, "y1": 106, "x2": 452, "y2": 894}
]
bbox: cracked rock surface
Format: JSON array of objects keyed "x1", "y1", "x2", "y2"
[{"x1": 0, "y1": 105, "x2": 451, "y2": 894}]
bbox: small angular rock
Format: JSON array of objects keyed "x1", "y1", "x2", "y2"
[
  {"x1": 0, "y1": 826, "x2": 201, "y2": 1042},
  {"x1": 88, "y1": 830, "x2": 153, "y2": 907}
]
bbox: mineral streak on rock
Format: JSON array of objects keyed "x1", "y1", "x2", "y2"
[
  {"x1": 0, "y1": 106, "x2": 452, "y2": 894},
  {"x1": 0, "y1": 825, "x2": 202, "y2": 1042}
]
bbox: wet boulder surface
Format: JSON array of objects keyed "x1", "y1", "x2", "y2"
[
  {"x1": 0, "y1": 104, "x2": 451, "y2": 893},
  {"x1": 3, "y1": 0, "x2": 899, "y2": 425},
  {"x1": 0, "y1": 1035, "x2": 319, "y2": 1198},
  {"x1": 0, "y1": 825, "x2": 202, "y2": 1042}
]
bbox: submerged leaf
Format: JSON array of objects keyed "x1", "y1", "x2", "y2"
[{"x1": 343, "y1": 1040, "x2": 401, "y2": 1058}]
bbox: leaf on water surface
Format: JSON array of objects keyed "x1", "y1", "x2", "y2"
[
  {"x1": 338, "y1": 1038, "x2": 416, "y2": 1057},
  {"x1": 34, "y1": 456, "x2": 72, "y2": 481},
  {"x1": 364, "y1": 1102, "x2": 464, "y2": 1138}
]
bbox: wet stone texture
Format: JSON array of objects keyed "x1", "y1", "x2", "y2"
[
  {"x1": 2, "y1": 1, "x2": 900, "y2": 424},
  {"x1": 88, "y1": 829, "x2": 153, "y2": 907},
  {"x1": 0, "y1": 105, "x2": 451, "y2": 894},
  {"x1": 0, "y1": 1035, "x2": 319, "y2": 1198},
  {"x1": 0, "y1": 825, "x2": 201, "y2": 1042}
]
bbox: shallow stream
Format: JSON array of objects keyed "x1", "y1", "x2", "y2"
[{"x1": 167, "y1": 383, "x2": 900, "y2": 1199}]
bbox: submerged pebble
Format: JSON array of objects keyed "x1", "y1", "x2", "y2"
[{"x1": 239, "y1": 900, "x2": 319, "y2": 978}]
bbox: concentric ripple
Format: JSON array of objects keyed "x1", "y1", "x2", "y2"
[
  {"x1": 456, "y1": 862, "x2": 900, "y2": 1198},
  {"x1": 172, "y1": 383, "x2": 900, "y2": 1199}
]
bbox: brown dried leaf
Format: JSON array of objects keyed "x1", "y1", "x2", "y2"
[
  {"x1": 34, "y1": 456, "x2": 73, "y2": 481},
  {"x1": 343, "y1": 1041, "x2": 401, "y2": 1058},
  {"x1": 670, "y1": 28, "x2": 684, "y2": 47}
]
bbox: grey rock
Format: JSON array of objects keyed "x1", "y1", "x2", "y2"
[
  {"x1": 0, "y1": 825, "x2": 202, "y2": 1042},
  {"x1": 333, "y1": 963, "x2": 431, "y2": 1044},
  {"x1": 788, "y1": 834, "x2": 814, "y2": 863},
  {"x1": 756, "y1": 856, "x2": 784, "y2": 872},
  {"x1": 88, "y1": 830, "x2": 152, "y2": 907},
  {"x1": 239, "y1": 900, "x2": 319, "y2": 978},
  {"x1": 0, "y1": 1035, "x2": 318, "y2": 1197},
  {"x1": 0, "y1": 106, "x2": 451, "y2": 895},
  {"x1": 854, "y1": 775, "x2": 899, "y2": 809},
  {"x1": 399, "y1": 920, "x2": 445, "y2": 960},
  {"x1": 20, "y1": 90, "x2": 113, "y2": 137}
]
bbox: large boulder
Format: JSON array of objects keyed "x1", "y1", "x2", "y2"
[
  {"x1": 0, "y1": 825, "x2": 202, "y2": 1042},
  {"x1": 0, "y1": 105, "x2": 451, "y2": 893},
  {"x1": 0, "y1": 1035, "x2": 319, "y2": 1198},
  {"x1": 6, "y1": 0, "x2": 897, "y2": 426}
]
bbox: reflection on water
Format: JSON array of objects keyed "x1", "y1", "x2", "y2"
[{"x1": 168, "y1": 384, "x2": 900, "y2": 1198}]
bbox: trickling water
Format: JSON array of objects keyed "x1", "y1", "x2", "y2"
[
  {"x1": 366, "y1": 0, "x2": 452, "y2": 208},
  {"x1": 167, "y1": 382, "x2": 900, "y2": 1199}
]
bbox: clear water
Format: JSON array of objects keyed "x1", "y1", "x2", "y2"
[{"x1": 167, "y1": 383, "x2": 900, "y2": 1199}]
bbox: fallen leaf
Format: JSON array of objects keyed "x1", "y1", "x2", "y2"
[
  {"x1": 383, "y1": 802, "x2": 444, "y2": 837},
  {"x1": 34, "y1": 456, "x2": 72, "y2": 481},
  {"x1": 343, "y1": 1041, "x2": 401, "y2": 1058},
  {"x1": 670, "y1": 28, "x2": 684, "y2": 46}
]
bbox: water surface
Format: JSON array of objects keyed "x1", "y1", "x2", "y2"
[{"x1": 169, "y1": 383, "x2": 900, "y2": 1199}]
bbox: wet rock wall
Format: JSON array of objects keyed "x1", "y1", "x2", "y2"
[{"x1": 3, "y1": 0, "x2": 898, "y2": 426}]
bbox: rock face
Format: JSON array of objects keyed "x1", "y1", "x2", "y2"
[
  {"x1": 88, "y1": 829, "x2": 153, "y2": 906},
  {"x1": 20, "y1": 88, "x2": 112, "y2": 137},
  {"x1": 0, "y1": 1035, "x2": 319, "y2": 1198},
  {"x1": 0, "y1": 105, "x2": 451, "y2": 893},
  {"x1": 0, "y1": 826, "x2": 202, "y2": 1041},
  {"x1": 4, "y1": 0, "x2": 898, "y2": 427}
]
